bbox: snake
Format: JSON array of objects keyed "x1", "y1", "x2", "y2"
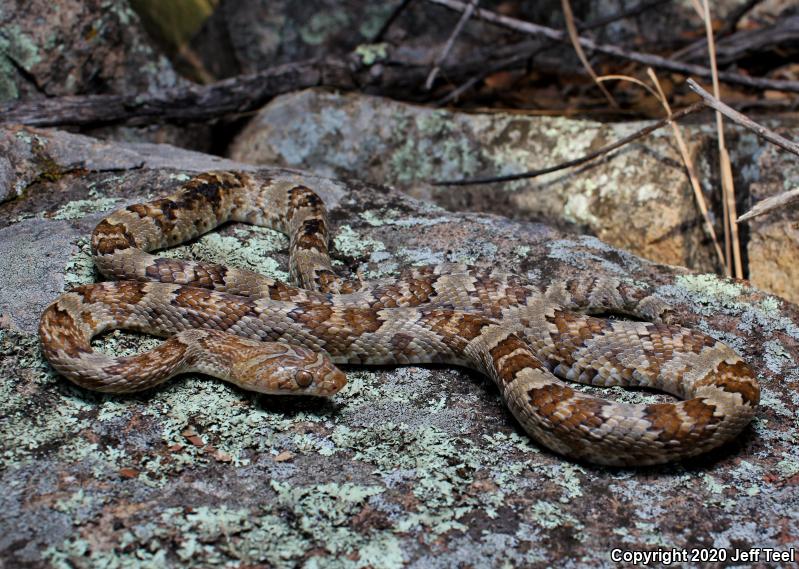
[{"x1": 38, "y1": 171, "x2": 760, "y2": 466}]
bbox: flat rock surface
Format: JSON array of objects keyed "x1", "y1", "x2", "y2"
[{"x1": 1, "y1": 126, "x2": 798, "y2": 568}]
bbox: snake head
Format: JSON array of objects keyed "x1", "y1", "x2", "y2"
[{"x1": 230, "y1": 342, "x2": 347, "y2": 397}]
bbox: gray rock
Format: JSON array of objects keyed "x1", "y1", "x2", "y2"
[
  {"x1": 2, "y1": 125, "x2": 797, "y2": 568},
  {"x1": 231, "y1": 89, "x2": 723, "y2": 272},
  {"x1": 0, "y1": 0, "x2": 182, "y2": 102}
]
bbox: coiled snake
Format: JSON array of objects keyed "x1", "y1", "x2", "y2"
[{"x1": 39, "y1": 172, "x2": 759, "y2": 466}]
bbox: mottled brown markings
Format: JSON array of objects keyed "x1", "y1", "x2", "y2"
[
  {"x1": 287, "y1": 185, "x2": 324, "y2": 212},
  {"x1": 75, "y1": 282, "x2": 148, "y2": 306},
  {"x1": 103, "y1": 340, "x2": 188, "y2": 388},
  {"x1": 194, "y1": 264, "x2": 229, "y2": 289},
  {"x1": 644, "y1": 399, "x2": 721, "y2": 442},
  {"x1": 172, "y1": 287, "x2": 257, "y2": 330},
  {"x1": 299, "y1": 218, "x2": 326, "y2": 239},
  {"x1": 696, "y1": 360, "x2": 760, "y2": 406},
  {"x1": 546, "y1": 310, "x2": 615, "y2": 368},
  {"x1": 315, "y1": 270, "x2": 341, "y2": 293},
  {"x1": 373, "y1": 278, "x2": 436, "y2": 308},
  {"x1": 528, "y1": 383, "x2": 573, "y2": 417},
  {"x1": 342, "y1": 308, "x2": 383, "y2": 335},
  {"x1": 423, "y1": 310, "x2": 491, "y2": 352},
  {"x1": 81, "y1": 311, "x2": 98, "y2": 330},
  {"x1": 645, "y1": 324, "x2": 717, "y2": 355},
  {"x1": 294, "y1": 229, "x2": 328, "y2": 253},
  {"x1": 498, "y1": 352, "x2": 544, "y2": 386},
  {"x1": 490, "y1": 337, "x2": 544, "y2": 385},
  {"x1": 267, "y1": 280, "x2": 301, "y2": 301},
  {"x1": 528, "y1": 383, "x2": 609, "y2": 431},
  {"x1": 287, "y1": 302, "x2": 333, "y2": 328},
  {"x1": 40, "y1": 305, "x2": 90, "y2": 358},
  {"x1": 145, "y1": 258, "x2": 184, "y2": 283},
  {"x1": 488, "y1": 336, "x2": 522, "y2": 362},
  {"x1": 563, "y1": 397, "x2": 609, "y2": 431},
  {"x1": 91, "y1": 220, "x2": 137, "y2": 255},
  {"x1": 391, "y1": 333, "x2": 415, "y2": 356}
]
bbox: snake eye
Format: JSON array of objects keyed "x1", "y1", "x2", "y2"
[{"x1": 294, "y1": 370, "x2": 314, "y2": 388}]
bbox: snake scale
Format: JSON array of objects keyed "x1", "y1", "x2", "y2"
[{"x1": 39, "y1": 171, "x2": 759, "y2": 466}]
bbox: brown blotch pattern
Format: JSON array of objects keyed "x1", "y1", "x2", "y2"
[
  {"x1": 172, "y1": 287, "x2": 257, "y2": 330},
  {"x1": 497, "y1": 352, "x2": 544, "y2": 386},
  {"x1": 391, "y1": 333, "x2": 416, "y2": 357},
  {"x1": 40, "y1": 305, "x2": 90, "y2": 358},
  {"x1": 697, "y1": 360, "x2": 760, "y2": 406},
  {"x1": 644, "y1": 399, "x2": 721, "y2": 442},
  {"x1": 287, "y1": 302, "x2": 334, "y2": 328},
  {"x1": 527, "y1": 383, "x2": 575, "y2": 419},
  {"x1": 92, "y1": 220, "x2": 137, "y2": 255},
  {"x1": 288, "y1": 185, "x2": 324, "y2": 213},
  {"x1": 75, "y1": 282, "x2": 148, "y2": 307},
  {"x1": 423, "y1": 311, "x2": 491, "y2": 352},
  {"x1": 546, "y1": 310, "x2": 615, "y2": 367},
  {"x1": 342, "y1": 308, "x2": 383, "y2": 336}
]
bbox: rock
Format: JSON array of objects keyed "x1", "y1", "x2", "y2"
[
  {"x1": 746, "y1": 143, "x2": 799, "y2": 304},
  {"x1": 0, "y1": 0, "x2": 181, "y2": 102},
  {"x1": 1, "y1": 125, "x2": 797, "y2": 567},
  {"x1": 231, "y1": 89, "x2": 725, "y2": 272},
  {"x1": 0, "y1": 1, "x2": 213, "y2": 154}
]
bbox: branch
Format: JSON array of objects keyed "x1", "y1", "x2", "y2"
[
  {"x1": 0, "y1": 52, "x2": 488, "y2": 128},
  {"x1": 0, "y1": 58, "x2": 352, "y2": 127},
  {"x1": 424, "y1": 0, "x2": 799, "y2": 93},
  {"x1": 687, "y1": 78, "x2": 799, "y2": 158},
  {"x1": 433, "y1": 101, "x2": 706, "y2": 186},
  {"x1": 738, "y1": 188, "x2": 799, "y2": 223},
  {"x1": 425, "y1": 0, "x2": 479, "y2": 89}
]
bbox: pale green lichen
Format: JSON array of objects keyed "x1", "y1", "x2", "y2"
[
  {"x1": 354, "y1": 43, "x2": 389, "y2": 66},
  {"x1": 333, "y1": 224, "x2": 386, "y2": 257},
  {"x1": 51, "y1": 197, "x2": 121, "y2": 220},
  {"x1": 163, "y1": 225, "x2": 289, "y2": 281},
  {"x1": 63, "y1": 237, "x2": 97, "y2": 288},
  {"x1": 388, "y1": 110, "x2": 480, "y2": 186},
  {"x1": 0, "y1": 24, "x2": 42, "y2": 70},
  {"x1": 299, "y1": 10, "x2": 350, "y2": 46}
]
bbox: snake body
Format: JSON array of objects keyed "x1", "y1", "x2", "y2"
[{"x1": 39, "y1": 172, "x2": 759, "y2": 466}]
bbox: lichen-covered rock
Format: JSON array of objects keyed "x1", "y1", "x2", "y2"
[
  {"x1": 0, "y1": 0, "x2": 216, "y2": 156},
  {"x1": 231, "y1": 89, "x2": 725, "y2": 272},
  {"x1": 746, "y1": 143, "x2": 799, "y2": 304},
  {"x1": 2, "y1": 126, "x2": 798, "y2": 567},
  {"x1": 0, "y1": 0, "x2": 181, "y2": 102}
]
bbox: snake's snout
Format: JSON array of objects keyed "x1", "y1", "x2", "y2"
[{"x1": 232, "y1": 344, "x2": 347, "y2": 397}]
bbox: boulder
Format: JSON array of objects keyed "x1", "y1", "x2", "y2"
[
  {"x1": 746, "y1": 143, "x2": 799, "y2": 304},
  {"x1": 1, "y1": 126, "x2": 797, "y2": 567},
  {"x1": 231, "y1": 89, "x2": 726, "y2": 272}
]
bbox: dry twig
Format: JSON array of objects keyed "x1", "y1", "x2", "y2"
[
  {"x1": 437, "y1": 0, "x2": 671, "y2": 105},
  {"x1": 687, "y1": 79, "x2": 799, "y2": 157},
  {"x1": 372, "y1": 0, "x2": 416, "y2": 42},
  {"x1": 738, "y1": 188, "x2": 799, "y2": 222},
  {"x1": 697, "y1": 0, "x2": 741, "y2": 278},
  {"x1": 425, "y1": 0, "x2": 480, "y2": 89},
  {"x1": 424, "y1": 0, "x2": 799, "y2": 93},
  {"x1": 561, "y1": 0, "x2": 618, "y2": 108},
  {"x1": 645, "y1": 69, "x2": 725, "y2": 269}
]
